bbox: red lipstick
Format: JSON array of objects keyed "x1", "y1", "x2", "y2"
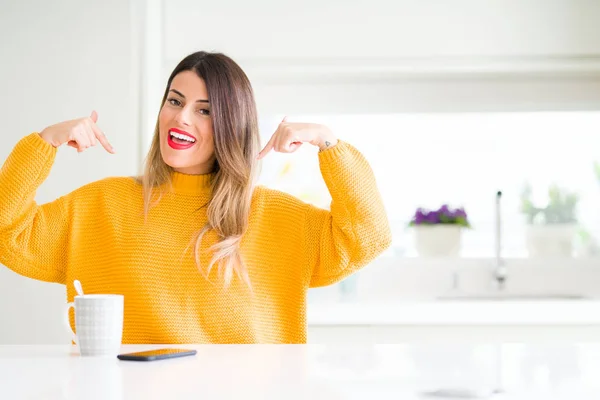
[{"x1": 167, "y1": 128, "x2": 196, "y2": 150}]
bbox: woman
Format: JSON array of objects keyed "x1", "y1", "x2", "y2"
[{"x1": 0, "y1": 51, "x2": 391, "y2": 344}]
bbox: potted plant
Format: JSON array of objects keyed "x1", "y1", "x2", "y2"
[
  {"x1": 409, "y1": 205, "x2": 471, "y2": 257},
  {"x1": 520, "y1": 183, "x2": 579, "y2": 258}
]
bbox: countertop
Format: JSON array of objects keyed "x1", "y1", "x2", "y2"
[
  {"x1": 307, "y1": 300, "x2": 600, "y2": 326},
  {"x1": 1, "y1": 343, "x2": 599, "y2": 399}
]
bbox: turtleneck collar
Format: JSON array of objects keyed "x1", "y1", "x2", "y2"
[{"x1": 168, "y1": 171, "x2": 214, "y2": 195}]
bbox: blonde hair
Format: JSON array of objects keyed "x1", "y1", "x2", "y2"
[{"x1": 141, "y1": 51, "x2": 261, "y2": 287}]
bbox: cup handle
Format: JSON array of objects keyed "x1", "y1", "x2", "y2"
[{"x1": 65, "y1": 302, "x2": 78, "y2": 345}]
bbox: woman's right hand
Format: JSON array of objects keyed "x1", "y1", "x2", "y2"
[{"x1": 39, "y1": 110, "x2": 115, "y2": 154}]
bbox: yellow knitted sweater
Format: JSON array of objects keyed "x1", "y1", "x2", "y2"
[{"x1": 0, "y1": 133, "x2": 391, "y2": 344}]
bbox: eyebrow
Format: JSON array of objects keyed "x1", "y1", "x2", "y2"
[{"x1": 169, "y1": 89, "x2": 209, "y2": 103}]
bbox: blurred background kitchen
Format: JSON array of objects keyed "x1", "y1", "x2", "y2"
[{"x1": 1, "y1": 0, "x2": 600, "y2": 345}]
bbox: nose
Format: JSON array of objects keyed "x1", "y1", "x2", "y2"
[{"x1": 174, "y1": 107, "x2": 192, "y2": 127}]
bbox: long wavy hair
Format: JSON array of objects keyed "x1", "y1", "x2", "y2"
[{"x1": 141, "y1": 51, "x2": 261, "y2": 287}]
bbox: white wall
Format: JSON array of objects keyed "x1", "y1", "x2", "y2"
[
  {"x1": 165, "y1": 0, "x2": 600, "y2": 60},
  {"x1": 0, "y1": 0, "x2": 140, "y2": 343}
]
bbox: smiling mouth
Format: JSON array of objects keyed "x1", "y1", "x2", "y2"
[{"x1": 168, "y1": 128, "x2": 196, "y2": 149}]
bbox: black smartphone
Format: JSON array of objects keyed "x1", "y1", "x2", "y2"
[{"x1": 117, "y1": 348, "x2": 197, "y2": 361}]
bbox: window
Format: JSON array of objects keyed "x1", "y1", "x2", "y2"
[{"x1": 258, "y1": 112, "x2": 600, "y2": 259}]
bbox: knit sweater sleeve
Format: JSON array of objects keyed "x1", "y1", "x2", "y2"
[
  {"x1": 0, "y1": 133, "x2": 70, "y2": 284},
  {"x1": 304, "y1": 140, "x2": 392, "y2": 288}
]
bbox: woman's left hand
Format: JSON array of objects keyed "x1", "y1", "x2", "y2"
[{"x1": 257, "y1": 117, "x2": 338, "y2": 160}]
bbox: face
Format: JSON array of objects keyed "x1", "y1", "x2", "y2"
[{"x1": 158, "y1": 70, "x2": 216, "y2": 175}]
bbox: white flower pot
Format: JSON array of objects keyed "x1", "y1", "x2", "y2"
[
  {"x1": 414, "y1": 225, "x2": 462, "y2": 257},
  {"x1": 525, "y1": 224, "x2": 577, "y2": 258}
]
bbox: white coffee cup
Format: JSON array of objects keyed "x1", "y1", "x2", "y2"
[{"x1": 65, "y1": 294, "x2": 124, "y2": 357}]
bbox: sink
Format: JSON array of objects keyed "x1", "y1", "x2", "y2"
[{"x1": 437, "y1": 293, "x2": 588, "y2": 301}]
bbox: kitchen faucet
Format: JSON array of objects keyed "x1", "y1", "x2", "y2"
[{"x1": 494, "y1": 190, "x2": 507, "y2": 289}]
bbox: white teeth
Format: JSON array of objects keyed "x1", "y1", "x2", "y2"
[{"x1": 170, "y1": 132, "x2": 196, "y2": 143}]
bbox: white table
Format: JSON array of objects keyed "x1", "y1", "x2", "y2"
[{"x1": 1, "y1": 343, "x2": 600, "y2": 399}]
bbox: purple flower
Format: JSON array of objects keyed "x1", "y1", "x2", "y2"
[
  {"x1": 409, "y1": 204, "x2": 470, "y2": 228},
  {"x1": 426, "y1": 211, "x2": 440, "y2": 223},
  {"x1": 413, "y1": 208, "x2": 426, "y2": 224},
  {"x1": 455, "y1": 208, "x2": 467, "y2": 218}
]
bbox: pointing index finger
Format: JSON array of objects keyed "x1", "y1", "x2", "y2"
[
  {"x1": 257, "y1": 139, "x2": 274, "y2": 160},
  {"x1": 90, "y1": 121, "x2": 115, "y2": 154},
  {"x1": 258, "y1": 116, "x2": 288, "y2": 160}
]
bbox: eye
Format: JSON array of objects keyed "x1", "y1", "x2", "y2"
[
  {"x1": 198, "y1": 108, "x2": 210, "y2": 116},
  {"x1": 167, "y1": 98, "x2": 181, "y2": 106}
]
